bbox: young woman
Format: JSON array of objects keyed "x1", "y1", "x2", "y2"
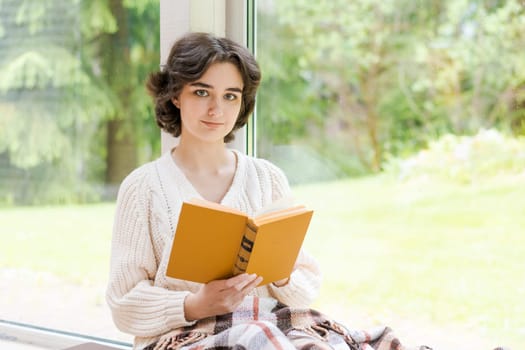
[{"x1": 106, "y1": 32, "x2": 426, "y2": 350}]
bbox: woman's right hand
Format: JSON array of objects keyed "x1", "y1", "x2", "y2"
[{"x1": 184, "y1": 273, "x2": 263, "y2": 321}]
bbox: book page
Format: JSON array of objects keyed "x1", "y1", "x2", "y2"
[
  {"x1": 253, "y1": 205, "x2": 308, "y2": 226},
  {"x1": 253, "y1": 196, "x2": 295, "y2": 217}
]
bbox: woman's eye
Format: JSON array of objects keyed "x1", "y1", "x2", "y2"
[
  {"x1": 195, "y1": 90, "x2": 208, "y2": 97},
  {"x1": 224, "y1": 93, "x2": 237, "y2": 101}
]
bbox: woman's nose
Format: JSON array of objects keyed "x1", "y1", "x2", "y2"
[{"x1": 208, "y1": 97, "x2": 224, "y2": 117}]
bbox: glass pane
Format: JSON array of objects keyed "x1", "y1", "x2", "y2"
[
  {"x1": 256, "y1": 1, "x2": 525, "y2": 349},
  {"x1": 0, "y1": 0, "x2": 160, "y2": 343}
]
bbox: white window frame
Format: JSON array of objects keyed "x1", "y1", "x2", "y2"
[{"x1": 160, "y1": 0, "x2": 256, "y2": 156}]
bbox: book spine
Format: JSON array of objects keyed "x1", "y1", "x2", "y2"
[{"x1": 232, "y1": 221, "x2": 257, "y2": 275}]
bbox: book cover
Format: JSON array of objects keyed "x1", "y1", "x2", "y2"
[{"x1": 166, "y1": 198, "x2": 313, "y2": 284}]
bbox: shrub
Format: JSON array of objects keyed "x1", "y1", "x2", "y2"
[{"x1": 386, "y1": 129, "x2": 525, "y2": 183}]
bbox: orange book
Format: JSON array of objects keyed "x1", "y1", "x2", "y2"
[{"x1": 166, "y1": 198, "x2": 313, "y2": 285}]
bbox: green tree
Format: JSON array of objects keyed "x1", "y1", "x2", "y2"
[
  {"x1": 257, "y1": 0, "x2": 525, "y2": 175},
  {"x1": 416, "y1": 0, "x2": 525, "y2": 134},
  {"x1": 258, "y1": 0, "x2": 440, "y2": 172},
  {"x1": 0, "y1": 0, "x2": 159, "y2": 204}
]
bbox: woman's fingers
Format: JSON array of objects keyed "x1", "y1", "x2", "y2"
[
  {"x1": 187, "y1": 274, "x2": 265, "y2": 319},
  {"x1": 245, "y1": 276, "x2": 263, "y2": 292},
  {"x1": 224, "y1": 273, "x2": 258, "y2": 291}
]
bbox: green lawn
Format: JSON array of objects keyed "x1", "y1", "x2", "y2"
[
  {"x1": 1, "y1": 174, "x2": 524, "y2": 348},
  {"x1": 295, "y1": 174, "x2": 525, "y2": 348},
  {"x1": 0, "y1": 204, "x2": 115, "y2": 284}
]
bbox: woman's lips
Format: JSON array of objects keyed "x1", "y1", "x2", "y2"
[{"x1": 201, "y1": 120, "x2": 224, "y2": 128}]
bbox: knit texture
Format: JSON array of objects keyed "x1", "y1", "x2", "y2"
[{"x1": 106, "y1": 150, "x2": 322, "y2": 350}]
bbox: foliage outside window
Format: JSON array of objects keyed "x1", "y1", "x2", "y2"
[
  {"x1": 0, "y1": 0, "x2": 161, "y2": 206},
  {"x1": 256, "y1": 0, "x2": 525, "y2": 183}
]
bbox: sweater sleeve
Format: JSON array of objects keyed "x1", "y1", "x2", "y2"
[
  {"x1": 105, "y1": 168, "x2": 195, "y2": 337},
  {"x1": 259, "y1": 160, "x2": 323, "y2": 307},
  {"x1": 266, "y1": 249, "x2": 322, "y2": 307}
]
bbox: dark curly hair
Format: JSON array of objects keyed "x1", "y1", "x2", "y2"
[{"x1": 146, "y1": 32, "x2": 261, "y2": 143}]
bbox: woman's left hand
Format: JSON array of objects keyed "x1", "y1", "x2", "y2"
[{"x1": 184, "y1": 273, "x2": 263, "y2": 320}]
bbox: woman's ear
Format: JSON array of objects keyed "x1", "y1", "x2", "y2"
[{"x1": 171, "y1": 97, "x2": 180, "y2": 109}]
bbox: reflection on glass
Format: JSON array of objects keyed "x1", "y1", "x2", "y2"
[
  {"x1": 256, "y1": 1, "x2": 525, "y2": 349},
  {"x1": 0, "y1": 0, "x2": 160, "y2": 342}
]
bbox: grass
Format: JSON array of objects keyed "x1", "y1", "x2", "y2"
[
  {"x1": 1, "y1": 174, "x2": 524, "y2": 348},
  {"x1": 0, "y1": 204, "x2": 115, "y2": 284},
  {"x1": 295, "y1": 174, "x2": 525, "y2": 348}
]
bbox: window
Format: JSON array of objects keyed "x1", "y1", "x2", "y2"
[
  {"x1": 1, "y1": 0, "x2": 160, "y2": 347},
  {"x1": 255, "y1": 1, "x2": 524, "y2": 349},
  {"x1": 1, "y1": 1, "x2": 523, "y2": 349}
]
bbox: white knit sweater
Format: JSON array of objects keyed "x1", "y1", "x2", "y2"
[{"x1": 106, "y1": 149, "x2": 322, "y2": 350}]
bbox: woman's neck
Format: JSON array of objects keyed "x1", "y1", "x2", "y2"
[
  {"x1": 172, "y1": 140, "x2": 233, "y2": 174},
  {"x1": 172, "y1": 139, "x2": 238, "y2": 203}
]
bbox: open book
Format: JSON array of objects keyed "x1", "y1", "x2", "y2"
[{"x1": 166, "y1": 198, "x2": 313, "y2": 285}]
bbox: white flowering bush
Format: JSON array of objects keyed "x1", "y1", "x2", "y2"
[{"x1": 389, "y1": 129, "x2": 525, "y2": 183}]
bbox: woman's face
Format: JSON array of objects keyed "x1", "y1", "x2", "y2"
[{"x1": 173, "y1": 62, "x2": 243, "y2": 144}]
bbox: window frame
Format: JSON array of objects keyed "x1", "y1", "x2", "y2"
[{"x1": 160, "y1": 0, "x2": 256, "y2": 156}]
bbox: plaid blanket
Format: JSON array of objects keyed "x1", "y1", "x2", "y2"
[{"x1": 146, "y1": 296, "x2": 432, "y2": 350}]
